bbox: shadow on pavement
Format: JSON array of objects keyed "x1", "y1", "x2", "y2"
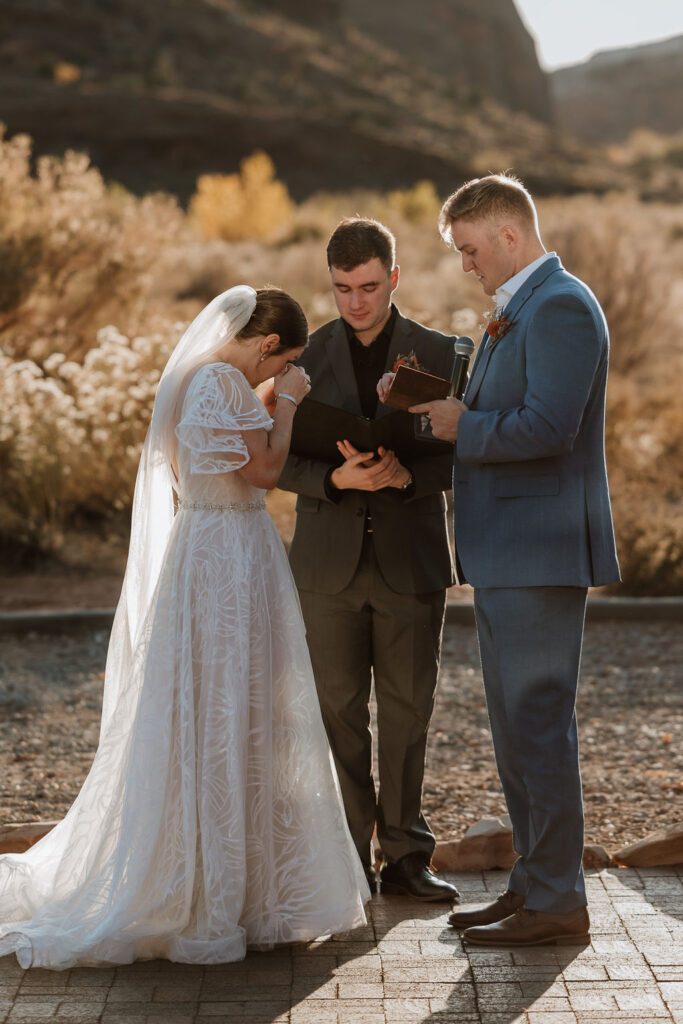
[
  {"x1": 410, "y1": 901, "x2": 589, "y2": 1024},
  {"x1": 0, "y1": 933, "x2": 369, "y2": 1024}
]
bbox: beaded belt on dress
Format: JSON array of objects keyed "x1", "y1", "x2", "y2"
[{"x1": 178, "y1": 500, "x2": 266, "y2": 512}]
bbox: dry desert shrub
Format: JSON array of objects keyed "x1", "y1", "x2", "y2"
[
  {"x1": 541, "y1": 193, "x2": 681, "y2": 376},
  {"x1": 0, "y1": 127, "x2": 195, "y2": 558},
  {"x1": 0, "y1": 127, "x2": 187, "y2": 363},
  {"x1": 604, "y1": 375, "x2": 683, "y2": 594},
  {"x1": 542, "y1": 194, "x2": 683, "y2": 593}
]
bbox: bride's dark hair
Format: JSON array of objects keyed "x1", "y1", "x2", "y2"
[{"x1": 237, "y1": 287, "x2": 308, "y2": 353}]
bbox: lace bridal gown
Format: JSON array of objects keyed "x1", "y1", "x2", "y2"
[{"x1": 0, "y1": 358, "x2": 369, "y2": 970}]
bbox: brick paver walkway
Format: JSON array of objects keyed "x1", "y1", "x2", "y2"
[{"x1": 1, "y1": 866, "x2": 681, "y2": 1023}]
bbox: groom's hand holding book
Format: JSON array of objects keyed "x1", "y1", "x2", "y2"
[
  {"x1": 409, "y1": 396, "x2": 468, "y2": 441},
  {"x1": 377, "y1": 369, "x2": 469, "y2": 442}
]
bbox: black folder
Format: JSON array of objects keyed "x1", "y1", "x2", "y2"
[{"x1": 289, "y1": 397, "x2": 452, "y2": 464}]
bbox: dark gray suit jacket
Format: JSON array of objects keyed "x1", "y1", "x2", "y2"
[
  {"x1": 454, "y1": 255, "x2": 621, "y2": 588},
  {"x1": 279, "y1": 311, "x2": 456, "y2": 595}
]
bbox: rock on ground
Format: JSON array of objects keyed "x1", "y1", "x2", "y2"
[{"x1": 616, "y1": 824, "x2": 683, "y2": 866}]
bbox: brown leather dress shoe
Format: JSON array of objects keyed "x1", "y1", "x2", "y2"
[
  {"x1": 464, "y1": 906, "x2": 590, "y2": 947},
  {"x1": 448, "y1": 890, "x2": 524, "y2": 929}
]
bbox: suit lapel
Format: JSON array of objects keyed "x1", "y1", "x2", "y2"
[
  {"x1": 492, "y1": 256, "x2": 561, "y2": 339},
  {"x1": 465, "y1": 256, "x2": 563, "y2": 406},
  {"x1": 325, "y1": 318, "x2": 363, "y2": 415},
  {"x1": 463, "y1": 334, "x2": 493, "y2": 405}
]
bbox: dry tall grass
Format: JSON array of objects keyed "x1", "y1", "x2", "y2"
[{"x1": 1, "y1": 130, "x2": 681, "y2": 592}]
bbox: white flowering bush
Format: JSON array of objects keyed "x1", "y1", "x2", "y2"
[{"x1": 0, "y1": 323, "x2": 179, "y2": 552}]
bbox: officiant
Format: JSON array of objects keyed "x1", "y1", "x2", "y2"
[{"x1": 278, "y1": 217, "x2": 458, "y2": 901}]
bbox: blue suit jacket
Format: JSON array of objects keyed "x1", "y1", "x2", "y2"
[{"x1": 454, "y1": 255, "x2": 620, "y2": 588}]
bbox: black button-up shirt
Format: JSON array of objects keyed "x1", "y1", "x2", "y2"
[
  {"x1": 324, "y1": 305, "x2": 414, "y2": 504},
  {"x1": 343, "y1": 305, "x2": 398, "y2": 419}
]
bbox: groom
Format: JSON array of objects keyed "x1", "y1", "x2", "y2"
[
  {"x1": 410, "y1": 174, "x2": 620, "y2": 945},
  {"x1": 279, "y1": 217, "x2": 458, "y2": 901}
]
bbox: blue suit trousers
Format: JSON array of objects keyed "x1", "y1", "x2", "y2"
[{"x1": 473, "y1": 586, "x2": 588, "y2": 913}]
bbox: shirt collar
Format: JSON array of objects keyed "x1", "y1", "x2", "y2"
[
  {"x1": 344, "y1": 303, "x2": 398, "y2": 348},
  {"x1": 495, "y1": 252, "x2": 556, "y2": 312}
]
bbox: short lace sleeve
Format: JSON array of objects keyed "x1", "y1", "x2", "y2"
[{"x1": 175, "y1": 363, "x2": 273, "y2": 474}]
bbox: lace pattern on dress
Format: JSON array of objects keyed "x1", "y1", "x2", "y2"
[
  {"x1": 0, "y1": 353, "x2": 368, "y2": 970},
  {"x1": 175, "y1": 364, "x2": 273, "y2": 475}
]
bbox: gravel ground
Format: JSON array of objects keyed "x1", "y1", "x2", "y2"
[
  {"x1": 431, "y1": 621, "x2": 683, "y2": 848},
  {"x1": 0, "y1": 621, "x2": 681, "y2": 849}
]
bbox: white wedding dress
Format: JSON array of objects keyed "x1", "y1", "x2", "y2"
[{"x1": 0, "y1": 362, "x2": 368, "y2": 970}]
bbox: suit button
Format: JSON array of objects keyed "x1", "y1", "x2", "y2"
[{"x1": 356, "y1": 508, "x2": 364, "y2": 517}]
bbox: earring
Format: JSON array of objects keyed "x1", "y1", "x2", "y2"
[{"x1": 259, "y1": 354, "x2": 267, "y2": 363}]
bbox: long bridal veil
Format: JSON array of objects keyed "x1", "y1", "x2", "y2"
[
  {"x1": 123, "y1": 285, "x2": 258, "y2": 649},
  {"x1": 100, "y1": 285, "x2": 258, "y2": 731}
]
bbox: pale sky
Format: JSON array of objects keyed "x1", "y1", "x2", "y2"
[{"x1": 513, "y1": 0, "x2": 683, "y2": 69}]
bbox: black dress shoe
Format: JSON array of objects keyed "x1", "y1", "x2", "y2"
[
  {"x1": 448, "y1": 889, "x2": 524, "y2": 929},
  {"x1": 463, "y1": 906, "x2": 590, "y2": 947},
  {"x1": 380, "y1": 854, "x2": 460, "y2": 902}
]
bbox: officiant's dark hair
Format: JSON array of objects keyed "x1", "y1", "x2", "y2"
[
  {"x1": 237, "y1": 287, "x2": 308, "y2": 353},
  {"x1": 438, "y1": 174, "x2": 538, "y2": 244},
  {"x1": 327, "y1": 217, "x2": 396, "y2": 275}
]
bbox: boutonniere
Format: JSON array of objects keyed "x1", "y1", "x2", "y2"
[
  {"x1": 485, "y1": 317, "x2": 515, "y2": 348},
  {"x1": 392, "y1": 349, "x2": 427, "y2": 373}
]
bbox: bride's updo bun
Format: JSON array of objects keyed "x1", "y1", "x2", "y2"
[{"x1": 237, "y1": 287, "x2": 308, "y2": 354}]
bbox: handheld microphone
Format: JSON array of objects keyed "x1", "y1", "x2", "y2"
[{"x1": 450, "y1": 336, "x2": 475, "y2": 400}]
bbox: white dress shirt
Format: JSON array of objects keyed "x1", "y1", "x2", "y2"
[{"x1": 495, "y1": 251, "x2": 556, "y2": 313}]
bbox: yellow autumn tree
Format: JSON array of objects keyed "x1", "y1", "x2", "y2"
[
  {"x1": 189, "y1": 151, "x2": 294, "y2": 241},
  {"x1": 386, "y1": 180, "x2": 440, "y2": 222}
]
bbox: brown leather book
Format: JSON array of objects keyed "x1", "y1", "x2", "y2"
[{"x1": 382, "y1": 364, "x2": 451, "y2": 411}]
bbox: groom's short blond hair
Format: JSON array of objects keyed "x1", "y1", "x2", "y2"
[{"x1": 439, "y1": 174, "x2": 538, "y2": 243}]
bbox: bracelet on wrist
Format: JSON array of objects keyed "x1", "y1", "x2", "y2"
[{"x1": 276, "y1": 393, "x2": 298, "y2": 407}]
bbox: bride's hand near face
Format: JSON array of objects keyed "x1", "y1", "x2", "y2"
[
  {"x1": 273, "y1": 363, "x2": 310, "y2": 405},
  {"x1": 240, "y1": 364, "x2": 310, "y2": 490},
  {"x1": 256, "y1": 365, "x2": 309, "y2": 416}
]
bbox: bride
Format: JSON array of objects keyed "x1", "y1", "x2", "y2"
[{"x1": 0, "y1": 285, "x2": 369, "y2": 970}]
